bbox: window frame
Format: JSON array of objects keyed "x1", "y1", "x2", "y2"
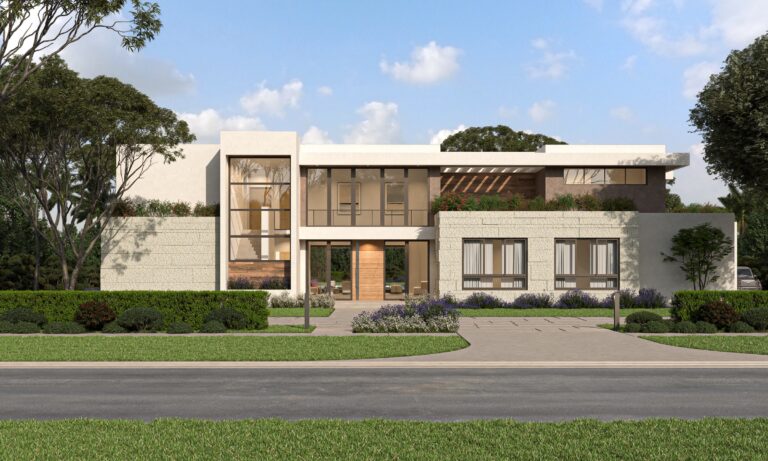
[
  {"x1": 554, "y1": 238, "x2": 620, "y2": 290},
  {"x1": 563, "y1": 168, "x2": 647, "y2": 185},
  {"x1": 461, "y1": 238, "x2": 528, "y2": 290}
]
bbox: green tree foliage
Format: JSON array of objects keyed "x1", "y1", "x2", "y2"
[
  {"x1": 441, "y1": 125, "x2": 565, "y2": 152},
  {"x1": 689, "y1": 34, "x2": 768, "y2": 191},
  {"x1": 0, "y1": 0, "x2": 161, "y2": 101},
  {"x1": 662, "y1": 224, "x2": 733, "y2": 290},
  {"x1": 718, "y1": 185, "x2": 753, "y2": 233},
  {"x1": 0, "y1": 56, "x2": 194, "y2": 289}
]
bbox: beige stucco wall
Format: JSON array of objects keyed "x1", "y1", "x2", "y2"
[
  {"x1": 101, "y1": 217, "x2": 218, "y2": 290},
  {"x1": 436, "y1": 211, "x2": 736, "y2": 301}
]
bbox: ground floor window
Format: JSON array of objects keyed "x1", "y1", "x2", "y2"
[
  {"x1": 555, "y1": 238, "x2": 618, "y2": 289},
  {"x1": 462, "y1": 239, "x2": 527, "y2": 290}
]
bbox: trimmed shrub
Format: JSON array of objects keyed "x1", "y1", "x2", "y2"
[
  {"x1": 74, "y1": 301, "x2": 116, "y2": 331},
  {"x1": 269, "y1": 292, "x2": 300, "y2": 308},
  {"x1": 626, "y1": 310, "x2": 663, "y2": 324},
  {"x1": 460, "y1": 292, "x2": 509, "y2": 309},
  {"x1": 117, "y1": 308, "x2": 164, "y2": 332},
  {"x1": 200, "y1": 320, "x2": 227, "y2": 333},
  {"x1": 740, "y1": 307, "x2": 768, "y2": 331},
  {"x1": 624, "y1": 323, "x2": 642, "y2": 333},
  {"x1": 641, "y1": 320, "x2": 670, "y2": 333},
  {"x1": 0, "y1": 307, "x2": 47, "y2": 326},
  {"x1": 0, "y1": 291, "x2": 268, "y2": 330},
  {"x1": 673, "y1": 320, "x2": 698, "y2": 333},
  {"x1": 205, "y1": 307, "x2": 247, "y2": 330},
  {"x1": 671, "y1": 291, "x2": 768, "y2": 321},
  {"x1": 167, "y1": 322, "x2": 194, "y2": 334},
  {"x1": 310, "y1": 293, "x2": 335, "y2": 308},
  {"x1": 729, "y1": 321, "x2": 756, "y2": 333},
  {"x1": 269, "y1": 292, "x2": 336, "y2": 309},
  {"x1": 556, "y1": 290, "x2": 607, "y2": 309},
  {"x1": 692, "y1": 300, "x2": 739, "y2": 329},
  {"x1": 43, "y1": 321, "x2": 87, "y2": 334},
  {"x1": 512, "y1": 293, "x2": 554, "y2": 309},
  {"x1": 0, "y1": 321, "x2": 40, "y2": 334},
  {"x1": 696, "y1": 321, "x2": 718, "y2": 334},
  {"x1": 102, "y1": 321, "x2": 127, "y2": 334}
]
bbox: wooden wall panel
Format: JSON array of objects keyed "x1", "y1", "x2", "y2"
[
  {"x1": 440, "y1": 173, "x2": 538, "y2": 199},
  {"x1": 228, "y1": 261, "x2": 290, "y2": 287},
  {"x1": 357, "y1": 241, "x2": 384, "y2": 300}
]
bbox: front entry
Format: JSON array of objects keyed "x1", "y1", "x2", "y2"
[{"x1": 307, "y1": 240, "x2": 429, "y2": 301}]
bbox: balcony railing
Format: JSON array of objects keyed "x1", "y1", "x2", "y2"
[
  {"x1": 555, "y1": 275, "x2": 619, "y2": 290},
  {"x1": 307, "y1": 209, "x2": 429, "y2": 227}
]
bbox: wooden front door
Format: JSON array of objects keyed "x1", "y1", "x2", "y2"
[{"x1": 356, "y1": 241, "x2": 384, "y2": 300}]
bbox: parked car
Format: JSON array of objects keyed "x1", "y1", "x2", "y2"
[{"x1": 738, "y1": 266, "x2": 763, "y2": 290}]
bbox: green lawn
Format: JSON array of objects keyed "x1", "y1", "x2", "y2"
[
  {"x1": 0, "y1": 335, "x2": 467, "y2": 361},
  {"x1": 458, "y1": 308, "x2": 670, "y2": 317},
  {"x1": 642, "y1": 335, "x2": 768, "y2": 355},
  {"x1": 268, "y1": 307, "x2": 334, "y2": 317},
  {"x1": 1, "y1": 418, "x2": 767, "y2": 460}
]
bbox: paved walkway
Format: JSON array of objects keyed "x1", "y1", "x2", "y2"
[{"x1": 271, "y1": 303, "x2": 768, "y2": 363}]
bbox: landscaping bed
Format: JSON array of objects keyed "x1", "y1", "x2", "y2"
[
  {"x1": 1, "y1": 418, "x2": 767, "y2": 460},
  {"x1": 353, "y1": 300, "x2": 459, "y2": 333},
  {"x1": 641, "y1": 336, "x2": 768, "y2": 355},
  {"x1": 0, "y1": 335, "x2": 468, "y2": 361},
  {"x1": 608, "y1": 302, "x2": 768, "y2": 334}
]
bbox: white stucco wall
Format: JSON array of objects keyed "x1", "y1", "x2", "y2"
[
  {"x1": 101, "y1": 217, "x2": 218, "y2": 290},
  {"x1": 436, "y1": 211, "x2": 736, "y2": 301}
]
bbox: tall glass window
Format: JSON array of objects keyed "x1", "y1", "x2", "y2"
[
  {"x1": 462, "y1": 239, "x2": 527, "y2": 290},
  {"x1": 356, "y1": 169, "x2": 381, "y2": 226},
  {"x1": 408, "y1": 169, "x2": 429, "y2": 226},
  {"x1": 307, "y1": 168, "x2": 327, "y2": 226},
  {"x1": 229, "y1": 157, "x2": 290, "y2": 261}
]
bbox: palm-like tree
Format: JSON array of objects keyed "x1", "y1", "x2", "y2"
[{"x1": 718, "y1": 185, "x2": 752, "y2": 234}]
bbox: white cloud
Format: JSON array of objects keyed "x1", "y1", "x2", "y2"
[
  {"x1": 621, "y1": 55, "x2": 637, "y2": 71},
  {"x1": 682, "y1": 61, "x2": 719, "y2": 99},
  {"x1": 317, "y1": 86, "x2": 333, "y2": 96},
  {"x1": 622, "y1": 15, "x2": 706, "y2": 57},
  {"x1": 302, "y1": 126, "x2": 334, "y2": 144},
  {"x1": 344, "y1": 101, "x2": 400, "y2": 144},
  {"x1": 239, "y1": 79, "x2": 303, "y2": 116},
  {"x1": 178, "y1": 109, "x2": 264, "y2": 143},
  {"x1": 672, "y1": 142, "x2": 728, "y2": 203},
  {"x1": 610, "y1": 106, "x2": 634, "y2": 121},
  {"x1": 583, "y1": 0, "x2": 604, "y2": 12},
  {"x1": 528, "y1": 100, "x2": 556, "y2": 123},
  {"x1": 525, "y1": 38, "x2": 576, "y2": 80},
  {"x1": 59, "y1": 24, "x2": 195, "y2": 98},
  {"x1": 622, "y1": 0, "x2": 655, "y2": 15},
  {"x1": 429, "y1": 124, "x2": 467, "y2": 145},
  {"x1": 380, "y1": 41, "x2": 461, "y2": 84},
  {"x1": 708, "y1": 0, "x2": 768, "y2": 48}
]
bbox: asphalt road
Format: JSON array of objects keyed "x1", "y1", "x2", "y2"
[{"x1": 2, "y1": 368, "x2": 768, "y2": 421}]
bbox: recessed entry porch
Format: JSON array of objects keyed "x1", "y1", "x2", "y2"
[{"x1": 307, "y1": 240, "x2": 430, "y2": 301}]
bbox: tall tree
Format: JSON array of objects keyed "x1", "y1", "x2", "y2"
[
  {"x1": 0, "y1": 56, "x2": 194, "y2": 289},
  {"x1": 0, "y1": 0, "x2": 161, "y2": 102},
  {"x1": 662, "y1": 224, "x2": 733, "y2": 290},
  {"x1": 718, "y1": 185, "x2": 754, "y2": 234},
  {"x1": 690, "y1": 33, "x2": 768, "y2": 191},
  {"x1": 441, "y1": 125, "x2": 566, "y2": 152}
]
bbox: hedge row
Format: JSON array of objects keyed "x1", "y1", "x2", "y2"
[
  {"x1": 671, "y1": 291, "x2": 768, "y2": 321},
  {"x1": 0, "y1": 291, "x2": 269, "y2": 330}
]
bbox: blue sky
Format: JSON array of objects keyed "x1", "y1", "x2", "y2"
[{"x1": 59, "y1": 0, "x2": 768, "y2": 204}]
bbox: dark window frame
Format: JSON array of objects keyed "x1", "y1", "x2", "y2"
[
  {"x1": 553, "y1": 238, "x2": 620, "y2": 290},
  {"x1": 461, "y1": 238, "x2": 528, "y2": 290}
]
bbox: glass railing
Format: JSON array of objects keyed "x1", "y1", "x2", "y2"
[{"x1": 306, "y1": 209, "x2": 430, "y2": 227}]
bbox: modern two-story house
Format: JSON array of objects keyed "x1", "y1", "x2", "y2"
[{"x1": 101, "y1": 131, "x2": 737, "y2": 300}]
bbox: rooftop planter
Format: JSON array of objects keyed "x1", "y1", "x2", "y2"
[{"x1": 431, "y1": 192, "x2": 636, "y2": 213}]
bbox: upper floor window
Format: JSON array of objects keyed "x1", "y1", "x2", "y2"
[
  {"x1": 564, "y1": 168, "x2": 646, "y2": 185},
  {"x1": 463, "y1": 239, "x2": 527, "y2": 290},
  {"x1": 555, "y1": 238, "x2": 618, "y2": 290}
]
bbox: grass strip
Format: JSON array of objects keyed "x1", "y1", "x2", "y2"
[
  {"x1": 458, "y1": 308, "x2": 670, "y2": 317},
  {"x1": 0, "y1": 418, "x2": 767, "y2": 460},
  {"x1": 642, "y1": 335, "x2": 768, "y2": 355},
  {"x1": 268, "y1": 307, "x2": 334, "y2": 317},
  {"x1": 229, "y1": 325, "x2": 316, "y2": 333},
  {"x1": 0, "y1": 335, "x2": 467, "y2": 361}
]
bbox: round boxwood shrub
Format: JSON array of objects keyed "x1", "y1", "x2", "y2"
[
  {"x1": 693, "y1": 300, "x2": 739, "y2": 329},
  {"x1": 641, "y1": 320, "x2": 670, "y2": 333},
  {"x1": 204, "y1": 307, "x2": 247, "y2": 329},
  {"x1": 729, "y1": 321, "x2": 756, "y2": 333},
  {"x1": 625, "y1": 310, "x2": 663, "y2": 325},
  {"x1": 696, "y1": 321, "x2": 718, "y2": 334},
  {"x1": 117, "y1": 307, "x2": 164, "y2": 332},
  {"x1": 74, "y1": 301, "x2": 116, "y2": 331},
  {"x1": 740, "y1": 307, "x2": 768, "y2": 331},
  {"x1": 0, "y1": 307, "x2": 47, "y2": 327},
  {"x1": 199, "y1": 320, "x2": 227, "y2": 333},
  {"x1": 102, "y1": 321, "x2": 127, "y2": 334},
  {"x1": 167, "y1": 321, "x2": 194, "y2": 334},
  {"x1": 43, "y1": 321, "x2": 87, "y2": 334},
  {"x1": 673, "y1": 320, "x2": 698, "y2": 333},
  {"x1": 2, "y1": 321, "x2": 41, "y2": 334},
  {"x1": 624, "y1": 323, "x2": 642, "y2": 333}
]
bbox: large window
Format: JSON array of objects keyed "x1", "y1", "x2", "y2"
[
  {"x1": 555, "y1": 239, "x2": 618, "y2": 289},
  {"x1": 462, "y1": 239, "x2": 527, "y2": 290},
  {"x1": 229, "y1": 157, "x2": 290, "y2": 261},
  {"x1": 564, "y1": 168, "x2": 646, "y2": 185}
]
